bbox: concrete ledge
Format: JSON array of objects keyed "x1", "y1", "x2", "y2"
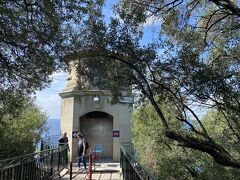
[{"x1": 59, "y1": 90, "x2": 110, "y2": 98}]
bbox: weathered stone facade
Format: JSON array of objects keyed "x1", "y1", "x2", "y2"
[{"x1": 59, "y1": 60, "x2": 132, "y2": 161}]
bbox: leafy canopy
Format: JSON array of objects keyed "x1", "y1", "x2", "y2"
[
  {"x1": 0, "y1": 98, "x2": 47, "y2": 159},
  {"x1": 0, "y1": 0, "x2": 104, "y2": 97},
  {"x1": 133, "y1": 103, "x2": 240, "y2": 179},
  {"x1": 67, "y1": 0, "x2": 240, "y2": 169}
]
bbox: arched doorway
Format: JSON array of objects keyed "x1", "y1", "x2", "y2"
[{"x1": 80, "y1": 111, "x2": 113, "y2": 159}]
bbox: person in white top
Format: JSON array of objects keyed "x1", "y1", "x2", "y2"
[{"x1": 77, "y1": 132, "x2": 87, "y2": 172}]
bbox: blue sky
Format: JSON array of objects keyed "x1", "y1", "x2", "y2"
[
  {"x1": 35, "y1": 0, "x2": 161, "y2": 119},
  {"x1": 35, "y1": 71, "x2": 67, "y2": 119}
]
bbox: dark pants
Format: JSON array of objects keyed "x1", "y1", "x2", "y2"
[
  {"x1": 78, "y1": 154, "x2": 86, "y2": 170},
  {"x1": 58, "y1": 145, "x2": 68, "y2": 165}
]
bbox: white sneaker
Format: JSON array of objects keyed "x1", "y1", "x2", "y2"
[
  {"x1": 77, "y1": 167, "x2": 79, "y2": 171},
  {"x1": 83, "y1": 169, "x2": 87, "y2": 173}
]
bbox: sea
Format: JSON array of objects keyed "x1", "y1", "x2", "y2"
[
  {"x1": 35, "y1": 119, "x2": 60, "y2": 151},
  {"x1": 42, "y1": 118, "x2": 60, "y2": 138}
]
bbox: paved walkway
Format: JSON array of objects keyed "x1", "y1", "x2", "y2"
[{"x1": 60, "y1": 162, "x2": 123, "y2": 180}]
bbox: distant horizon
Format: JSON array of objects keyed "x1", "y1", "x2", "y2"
[
  {"x1": 48, "y1": 118, "x2": 60, "y2": 120},
  {"x1": 42, "y1": 118, "x2": 60, "y2": 137}
]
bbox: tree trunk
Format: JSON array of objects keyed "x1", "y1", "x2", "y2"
[{"x1": 166, "y1": 130, "x2": 240, "y2": 169}]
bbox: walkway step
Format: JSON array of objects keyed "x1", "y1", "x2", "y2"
[{"x1": 61, "y1": 162, "x2": 123, "y2": 180}]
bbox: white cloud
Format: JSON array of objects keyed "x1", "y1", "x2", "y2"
[
  {"x1": 50, "y1": 71, "x2": 67, "y2": 79},
  {"x1": 143, "y1": 15, "x2": 161, "y2": 27}
]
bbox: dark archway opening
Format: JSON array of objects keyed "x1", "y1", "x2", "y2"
[{"x1": 80, "y1": 111, "x2": 113, "y2": 160}]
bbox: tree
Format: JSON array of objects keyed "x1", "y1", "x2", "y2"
[
  {"x1": 0, "y1": 97, "x2": 47, "y2": 159},
  {"x1": 0, "y1": 0, "x2": 104, "y2": 102},
  {"x1": 133, "y1": 104, "x2": 240, "y2": 179},
  {"x1": 0, "y1": 1, "x2": 105, "y2": 153},
  {"x1": 68, "y1": 0, "x2": 240, "y2": 169}
]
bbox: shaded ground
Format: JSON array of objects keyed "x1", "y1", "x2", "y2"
[{"x1": 55, "y1": 162, "x2": 122, "y2": 180}]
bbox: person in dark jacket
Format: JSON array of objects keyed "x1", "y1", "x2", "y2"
[
  {"x1": 58, "y1": 132, "x2": 69, "y2": 164},
  {"x1": 58, "y1": 132, "x2": 69, "y2": 146}
]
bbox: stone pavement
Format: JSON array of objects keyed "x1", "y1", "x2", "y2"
[{"x1": 60, "y1": 162, "x2": 123, "y2": 180}]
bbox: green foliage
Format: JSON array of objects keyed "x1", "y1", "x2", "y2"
[
  {"x1": 0, "y1": 1, "x2": 104, "y2": 159},
  {"x1": 2, "y1": 0, "x2": 236, "y2": 170},
  {"x1": 133, "y1": 104, "x2": 240, "y2": 179},
  {"x1": 0, "y1": 98, "x2": 47, "y2": 159},
  {"x1": 77, "y1": 0, "x2": 240, "y2": 169},
  {"x1": 201, "y1": 110, "x2": 240, "y2": 160},
  {"x1": 0, "y1": 0, "x2": 104, "y2": 101},
  {"x1": 133, "y1": 103, "x2": 188, "y2": 179}
]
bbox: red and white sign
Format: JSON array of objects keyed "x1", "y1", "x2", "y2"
[{"x1": 113, "y1": 130, "x2": 120, "y2": 137}]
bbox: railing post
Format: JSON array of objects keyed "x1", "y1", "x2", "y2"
[
  {"x1": 20, "y1": 158, "x2": 24, "y2": 180},
  {"x1": 40, "y1": 139, "x2": 43, "y2": 151},
  {"x1": 48, "y1": 136, "x2": 50, "y2": 148},
  {"x1": 88, "y1": 150, "x2": 92, "y2": 180},
  {"x1": 93, "y1": 150, "x2": 96, "y2": 170},
  {"x1": 50, "y1": 150, "x2": 53, "y2": 176},
  {"x1": 69, "y1": 162, "x2": 73, "y2": 180},
  {"x1": 57, "y1": 147, "x2": 60, "y2": 171}
]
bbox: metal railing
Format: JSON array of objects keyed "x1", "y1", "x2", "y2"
[
  {"x1": 69, "y1": 148, "x2": 94, "y2": 180},
  {"x1": 40, "y1": 135, "x2": 60, "y2": 151},
  {"x1": 67, "y1": 144, "x2": 98, "y2": 180},
  {"x1": 120, "y1": 142, "x2": 157, "y2": 180},
  {"x1": 0, "y1": 137, "x2": 68, "y2": 180}
]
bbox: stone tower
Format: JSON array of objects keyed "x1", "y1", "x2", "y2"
[{"x1": 59, "y1": 59, "x2": 132, "y2": 161}]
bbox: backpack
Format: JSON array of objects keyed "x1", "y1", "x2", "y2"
[{"x1": 85, "y1": 141, "x2": 89, "y2": 150}]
